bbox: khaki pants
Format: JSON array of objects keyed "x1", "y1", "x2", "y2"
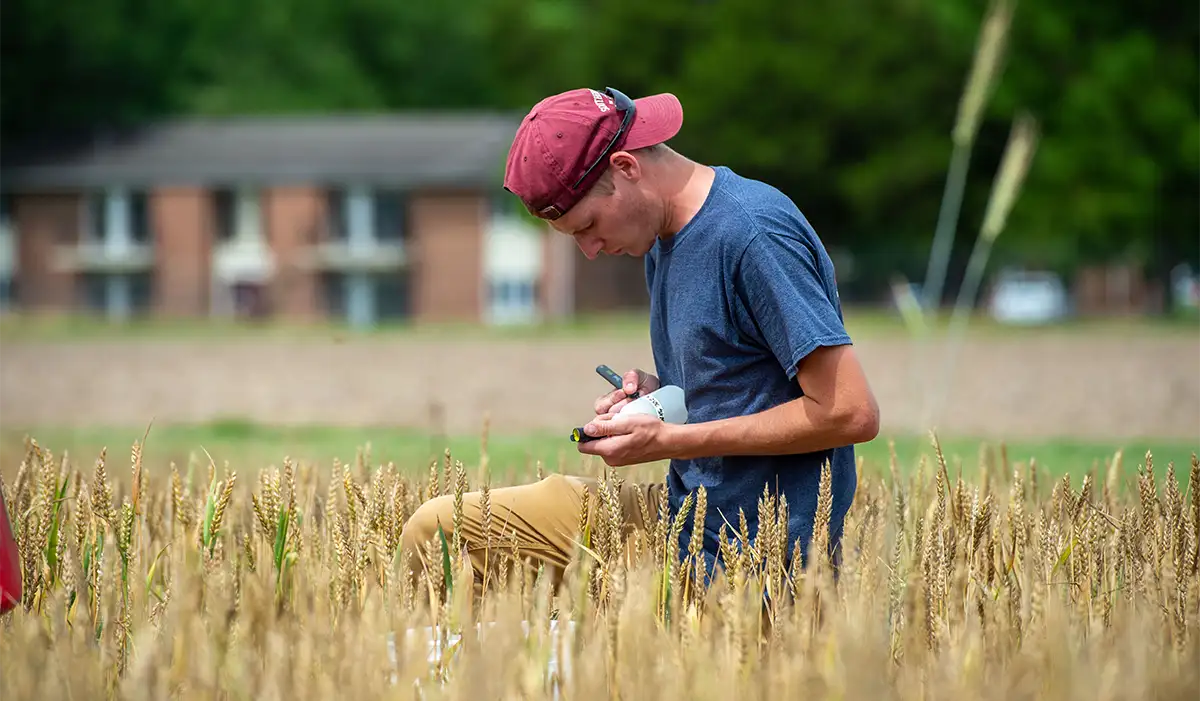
[{"x1": 399, "y1": 473, "x2": 665, "y2": 598}]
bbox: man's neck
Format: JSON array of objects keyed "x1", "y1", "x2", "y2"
[{"x1": 657, "y1": 156, "x2": 716, "y2": 239}]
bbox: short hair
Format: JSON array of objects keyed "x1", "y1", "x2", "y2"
[{"x1": 589, "y1": 142, "x2": 669, "y2": 196}]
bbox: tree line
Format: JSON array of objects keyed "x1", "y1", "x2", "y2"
[{"x1": 2, "y1": 0, "x2": 1196, "y2": 304}]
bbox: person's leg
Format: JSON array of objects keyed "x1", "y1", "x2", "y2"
[{"x1": 398, "y1": 472, "x2": 662, "y2": 597}]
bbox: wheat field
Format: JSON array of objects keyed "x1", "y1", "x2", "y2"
[{"x1": 2, "y1": 433, "x2": 1197, "y2": 701}]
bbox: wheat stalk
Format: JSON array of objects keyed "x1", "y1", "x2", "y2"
[{"x1": 2, "y1": 438, "x2": 1196, "y2": 700}]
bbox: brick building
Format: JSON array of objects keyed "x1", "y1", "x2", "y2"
[{"x1": 0, "y1": 114, "x2": 651, "y2": 326}]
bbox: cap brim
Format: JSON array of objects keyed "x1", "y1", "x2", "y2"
[{"x1": 623, "y1": 93, "x2": 683, "y2": 150}]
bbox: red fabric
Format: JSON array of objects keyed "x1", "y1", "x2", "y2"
[
  {"x1": 0, "y1": 487, "x2": 20, "y2": 614},
  {"x1": 502, "y1": 87, "x2": 683, "y2": 219}
]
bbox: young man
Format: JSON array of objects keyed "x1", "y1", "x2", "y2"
[{"x1": 400, "y1": 87, "x2": 879, "y2": 594}]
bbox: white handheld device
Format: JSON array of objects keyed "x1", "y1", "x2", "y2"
[
  {"x1": 616, "y1": 384, "x2": 689, "y2": 424},
  {"x1": 570, "y1": 366, "x2": 688, "y2": 443}
]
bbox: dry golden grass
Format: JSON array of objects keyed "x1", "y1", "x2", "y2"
[{"x1": 1, "y1": 433, "x2": 1197, "y2": 701}]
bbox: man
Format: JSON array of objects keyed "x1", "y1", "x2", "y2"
[{"x1": 400, "y1": 86, "x2": 879, "y2": 595}]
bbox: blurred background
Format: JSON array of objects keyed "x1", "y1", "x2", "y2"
[{"x1": 0, "y1": 0, "x2": 1196, "y2": 480}]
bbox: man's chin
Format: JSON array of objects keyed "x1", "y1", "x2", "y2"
[{"x1": 604, "y1": 243, "x2": 648, "y2": 256}]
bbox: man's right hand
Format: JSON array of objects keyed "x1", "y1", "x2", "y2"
[{"x1": 594, "y1": 368, "x2": 660, "y2": 415}]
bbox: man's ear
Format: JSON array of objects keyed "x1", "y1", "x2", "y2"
[{"x1": 608, "y1": 151, "x2": 641, "y2": 181}]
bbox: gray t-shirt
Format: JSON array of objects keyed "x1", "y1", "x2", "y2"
[{"x1": 645, "y1": 165, "x2": 858, "y2": 575}]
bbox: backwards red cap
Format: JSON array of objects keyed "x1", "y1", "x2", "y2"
[{"x1": 503, "y1": 87, "x2": 683, "y2": 220}]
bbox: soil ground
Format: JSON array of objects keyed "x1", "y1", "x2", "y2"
[{"x1": 1, "y1": 330, "x2": 1196, "y2": 442}]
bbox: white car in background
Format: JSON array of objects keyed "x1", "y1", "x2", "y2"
[
  {"x1": 1171, "y1": 263, "x2": 1199, "y2": 312},
  {"x1": 987, "y1": 269, "x2": 1070, "y2": 325}
]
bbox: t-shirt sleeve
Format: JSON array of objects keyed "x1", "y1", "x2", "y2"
[{"x1": 732, "y1": 230, "x2": 853, "y2": 381}]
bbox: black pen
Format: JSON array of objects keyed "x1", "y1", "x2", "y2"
[
  {"x1": 595, "y1": 364, "x2": 640, "y2": 400},
  {"x1": 569, "y1": 364, "x2": 638, "y2": 442}
]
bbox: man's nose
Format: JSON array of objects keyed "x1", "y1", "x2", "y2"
[{"x1": 576, "y1": 236, "x2": 603, "y2": 260}]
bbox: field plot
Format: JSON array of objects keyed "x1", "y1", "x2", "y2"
[
  {"x1": 1, "y1": 433, "x2": 1197, "y2": 700},
  {"x1": 1, "y1": 323, "x2": 1197, "y2": 441},
  {"x1": 1, "y1": 319, "x2": 1197, "y2": 699}
]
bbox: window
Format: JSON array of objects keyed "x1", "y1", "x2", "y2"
[
  {"x1": 320, "y1": 272, "x2": 345, "y2": 319},
  {"x1": 488, "y1": 277, "x2": 539, "y2": 324},
  {"x1": 85, "y1": 188, "x2": 150, "y2": 246},
  {"x1": 129, "y1": 191, "x2": 150, "y2": 244},
  {"x1": 343, "y1": 274, "x2": 373, "y2": 328},
  {"x1": 325, "y1": 187, "x2": 355, "y2": 242},
  {"x1": 325, "y1": 186, "x2": 407, "y2": 244},
  {"x1": 78, "y1": 188, "x2": 154, "y2": 319},
  {"x1": 213, "y1": 188, "x2": 262, "y2": 243},
  {"x1": 373, "y1": 190, "x2": 406, "y2": 243},
  {"x1": 375, "y1": 271, "x2": 410, "y2": 320},
  {"x1": 209, "y1": 187, "x2": 273, "y2": 319},
  {"x1": 320, "y1": 271, "x2": 410, "y2": 327},
  {"x1": 214, "y1": 190, "x2": 235, "y2": 242},
  {"x1": 80, "y1": 271, "x2": 153, "y2": 318},
  {"x1": 85, "y1": 193, "x2": 105, "y2": 242}
]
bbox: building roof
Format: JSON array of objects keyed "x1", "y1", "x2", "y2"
[{"x1": 0, "y1": 113, "x2": 523, "y2": 190}]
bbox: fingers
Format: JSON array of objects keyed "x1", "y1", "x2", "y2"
[
  {"x1": 628, "y1": 369, "x2": 660, "y2": 394},
  {"x1": 622, "y1": 369, "x2": 642, "y2": 396},
  {"x1": 577, "y1": 438, "x2": 627, "y2": 466},
  {"x1": 580, "y1": 412, "x2": 625, "y2": 439},
  {"x1": 594, "y1": 368, "x2": 659, "y2": 415},
  {"x1": 583, "y1": 417, "x2": 613, "y2": 438},
  {"x1": 577, "y1": 421, "x2": 628, "y2": 460},
  {"x1": 594, "y1": 388, "x2": 628, "y2": 415},
  {"x1": 576, "y1": 417, "x2": 639, "y2": 466}
]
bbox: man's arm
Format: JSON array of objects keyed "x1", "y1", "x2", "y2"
[
  {"x1": 666, "y1": 343, "x2": 880, "y2": 460},
  {"x1": 578, "y1": 225, "x2": 881, "y2": 468},
  {"x1": 666, "y1": 223, "x2": 880, "y2": 459}
]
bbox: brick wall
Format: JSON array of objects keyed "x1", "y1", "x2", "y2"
[
  {"x1": 6, "y1": 186, "x2": 520, "y2": 324},
  {"x1": 152, "y1": 188, "x2": 212, "y2": 316},
  {"x1": 264, "y1": 187, "x2": 324, "y2": 319},
  {"x1": 13, "y1": 193, "x2": 81, "y2": 310},
  {"x1": 410, "y1": 191, "x2": 485, "y2": 322}
]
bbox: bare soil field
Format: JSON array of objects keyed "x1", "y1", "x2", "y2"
[{"x1": 1, "y1": 331, "x2": 1197, "y2": 441}]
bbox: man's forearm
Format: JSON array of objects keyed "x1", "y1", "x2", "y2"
[{"x1": 666, "y1": 394, "x2": 878, "y2": 460}]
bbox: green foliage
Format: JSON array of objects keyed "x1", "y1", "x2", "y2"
[{"x1": 2, "y1": 0, "x2": 1195, "y2": 296}]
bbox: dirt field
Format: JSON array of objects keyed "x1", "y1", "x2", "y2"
[{"x1": 1, "y1": 331, "x2": 1197, "y2": 441}]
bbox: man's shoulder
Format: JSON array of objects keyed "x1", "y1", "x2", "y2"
[
  {"x1": 708, "y1": 167, "x2": 819, "y2": 257},
  {"x1": 716, "y1": 166, "x2": 794, "y2": 205}
]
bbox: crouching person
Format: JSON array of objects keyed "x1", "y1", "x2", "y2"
[{"x1": 398, "y1": 472, "x2": 662, "y2": 602}]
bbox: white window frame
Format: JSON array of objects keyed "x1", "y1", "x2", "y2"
[
  {"x1": 210, "y1": 186, "x2": 274, "y2": 318},
  {"x1": 322, "y1": 185, "x2": 408, "y2": 329},
  {"x1": 79, "y1": 187, "x2": 153, "y2": 319},
  {"x1": 483, "y1": 211, "x2": 543, "y2": 325}
]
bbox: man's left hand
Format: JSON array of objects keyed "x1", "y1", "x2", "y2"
[{"x1": 576, "y1": 412, "x2": 676, "y2": 467}]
